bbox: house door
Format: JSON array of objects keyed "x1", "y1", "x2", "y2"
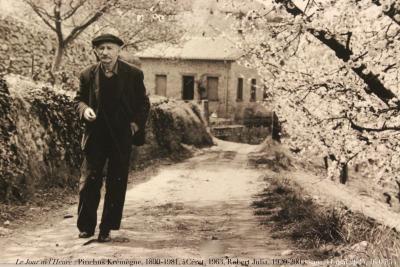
[
  {"x1": 182, "y1": 75, "x2": 194, "y2": 100},
  {"x1": 155, "y1": 74, "x2": 167, "y2": 96}
]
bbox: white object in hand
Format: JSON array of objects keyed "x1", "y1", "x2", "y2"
[
  {"x1": 83, "y1": 107, "x2": 96, "y2": 122},
  {"x1": 130, "y1": 122, "x2": 139, "y2": 136}
]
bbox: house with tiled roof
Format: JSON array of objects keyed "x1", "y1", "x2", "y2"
[{"x1": 136, "y1": 37, "x2": 263, "y2": 119}]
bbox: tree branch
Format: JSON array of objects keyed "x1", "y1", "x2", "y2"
[
  {"x1": 61, "y1": 0, "x2": 87, "y2": 20},
  {"x1": 54, "y1": 0, "x2": 63, "y2": 44},
  {"x1": 383, "y1": 63, "x2": 397, "y2": 73},
  {"x1": 23, "y1": 0, "x2": 57, "y2": 32},
  {"x1": 63, "y1": 2, "x2": 113, "y2": 46},
  {"x1": 348, "y1": 117, "x2": 400, "y2": 132},
  {"x1": 372, "y1": 0, "x2": 400, "y2": 27},
  {"x1": 274, "y1": 0, "x2": 399, "y2": 105}
]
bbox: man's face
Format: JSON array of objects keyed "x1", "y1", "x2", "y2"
[{"x1": 95, "y1": 42, "x2": 120, "y2": 65}]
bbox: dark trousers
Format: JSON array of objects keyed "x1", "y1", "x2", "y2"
[{"x1": 77, "y1": 120, "x2": 131, "y2": 234}]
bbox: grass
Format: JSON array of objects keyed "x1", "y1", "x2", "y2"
[{"x1": 253, "y1": 176, "x2": 400, "y2": 264}]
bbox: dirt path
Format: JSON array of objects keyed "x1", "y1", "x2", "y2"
[{"x1": 0, "y1": 140, "x2": 297, "y2": 265}]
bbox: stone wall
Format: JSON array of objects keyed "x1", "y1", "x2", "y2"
[
  {"x1": 0, "y1": 15, "x2": 94, "y2": 88},
  {"x1": 211, "y1": 125, "x2": 271, "y2": 144},
  {"x1": 0, "y1": 74, "x2": 213, "y2": 203}
]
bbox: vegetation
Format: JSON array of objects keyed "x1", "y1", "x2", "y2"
[
  {"x1": 22, "y1": 0, "x2": 185, "y2": 72},
  {"x1": 254, "y1": 176, "x2": 400, "y2": 263},
  {"x1": 0, "y1": 76, "x2": 212, "y2": 203},
  {"x1": 226, "y1": 0, "x2": 400, "y2": 196}
]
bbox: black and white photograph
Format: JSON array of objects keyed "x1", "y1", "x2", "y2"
[{"x1": 0, "y1": 0, "x2": 399, "y2": 266}]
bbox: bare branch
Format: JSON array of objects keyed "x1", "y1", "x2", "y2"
[
  {"x1": 63, "y1": 2, "x2": 113, "y2": 46},
  {"x1": 243, "y1": 47, "x2": 312, "y2": 77},
  {"x1": 23, "y1": 0, "x2": 57, "y2": 32},
  {"x1": 61, "y1": 0, "x2": 87, "y2": 20},
  {"x1": 383, "y1": 63, "x2": 397, "y2": 73},
  {"x1": 324, "y1": 115, "x2": 400, "y2": 133},
  {"x1": 120, "y1": 27, "x2": 147, "y2": 50}
]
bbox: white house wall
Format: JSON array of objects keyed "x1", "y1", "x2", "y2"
[{"x1": 229, "y1": 61, "x2": 264, "y2": 119}]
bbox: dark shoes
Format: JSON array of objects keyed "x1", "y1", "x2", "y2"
[
  {"x1": 78, "y1": 230, "x2": 111, "y2": 242},
  {"x1": 98, "y1": 230, "x2": 111, "y2": 243},
  {"x1": 78, "y1": 231, "x2": 94, "y2": 238}
]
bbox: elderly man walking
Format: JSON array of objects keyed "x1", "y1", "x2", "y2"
[{"x1": 74, "y1": 33, "x2": 149, "y2": 242}]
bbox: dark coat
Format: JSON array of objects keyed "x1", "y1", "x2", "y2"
[{"x1": 74, "y1": 59, "x2": 150, "y2": 150}]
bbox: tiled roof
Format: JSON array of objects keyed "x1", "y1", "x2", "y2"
[{"x1": 136, "y1": 37, "x2": 242, "y2": 61}]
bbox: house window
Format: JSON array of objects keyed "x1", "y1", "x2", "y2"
[
  {"x1": 250, "y1": 78, "x2": 256, "y2": 102},
  {"x1": 155, "y1": 74, "x2": 167, "y2": 96},
  {"x1": 207, "y1": 76, "x2": 219, "y2": 101},
  {"x1": 237, "y1": 78, "x2": 243, "y2": 101}
]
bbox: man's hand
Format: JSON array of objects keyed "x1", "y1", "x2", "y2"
[
  {"x1": 83, "y1": 107, "x2": 96, "y2": 122},
  {"x1": 130, "y1": 122, "x2": 139, "y2": 136}
]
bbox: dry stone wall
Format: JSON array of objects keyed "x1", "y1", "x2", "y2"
[
  {"x1": 0, "y1": 15, "x2": 94, "y2": 88},
  {"x1": 0, "y1": 74, "x2": 213, "y2": 203}
]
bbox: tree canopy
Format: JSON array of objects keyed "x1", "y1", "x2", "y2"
[{"x1": 232, "y1": 0, "x2": 400, "y2": 186}]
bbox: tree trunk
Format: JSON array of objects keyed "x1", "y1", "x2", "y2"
[
  {"x1": 51, "y1": 43, "x2": 64, "y2": 73},
  {"x1": 339, "y1": 162, "x2": 348, "y2": 184},
  {"x1": 272, "y1": 112, "x2": 281, "y2": 142},
  {"x1": 323, "y1": 156, "x2": 328, "y2": 170}
]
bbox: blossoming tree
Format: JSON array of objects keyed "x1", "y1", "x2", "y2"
[{"x1": 231, "y1": 0, "x2": 400, "y2": 202}]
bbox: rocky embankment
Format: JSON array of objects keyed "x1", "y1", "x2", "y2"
[{"x1": 0, "y1": 74, "x2": 212, "y2": 203}]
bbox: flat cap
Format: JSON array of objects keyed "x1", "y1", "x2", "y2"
[{"x1": 92, "y1": 33, "x2": 124, "y2": 47}]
